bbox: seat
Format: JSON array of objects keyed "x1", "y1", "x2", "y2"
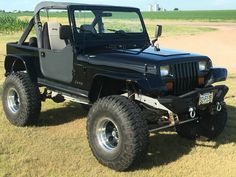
[
  {"x1": 42, "y1": 22, "x2": 67, "y2": 50},
  {"x1": 80, "y1": 24, "x2": 97, "y2": 34},
  {"x1": 29, "y1": 37, "x2": 38, "y2": 47},
  {"x1": 42, "y1": 22, "x2": 51, "y2": 49}
]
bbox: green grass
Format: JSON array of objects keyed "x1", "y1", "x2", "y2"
[
  {"x1": 142, "y1": 10, "x2": 236, "y2": 22},
  {"x1": 0, "y1": 15, "x2": 28, "y2": 33},
  {"x1": 146, "y1": 25, "x2": 217, "y2": 38},
  {"x1": 0, "y1": 15, "x2": 218, "y2": 38},
  {"x1": 2, "y1": 10, "x2": 232, "y2": 35},
  {"x1": 2, "y1": 9, "x2": 236, "y2": 22}
]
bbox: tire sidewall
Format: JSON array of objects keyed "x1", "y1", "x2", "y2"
[
  {"x1": 88, "y1": 96, "x2": 149, "y2": 171},
  {"x1": 199, "y1": 107, "x2": 227, "y2": 139},
  {"x1": 2, "y1": 80, "x2": 26, "y2": 125},
  {"x1": 88, "y1": 109, "x2": 125, "y2": 161},
  {"x1": 2, "y1": 73, "x2": 41, "y2": 126}
]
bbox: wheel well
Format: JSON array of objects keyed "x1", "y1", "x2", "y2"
[
  {"x1": 89, "y1": 76, "x2": 127, "y2": 102},
  {"x1": 5, "y1": 57, "x2": 26, "y2": 75},
  {"x1": 5, "y1": 57, "x2": 37, "y2": 82},
  {"x1": 12, "y1": 60, "x2": 26, "y2": 72}
]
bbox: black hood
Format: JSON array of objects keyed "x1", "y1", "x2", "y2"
[{"x1": 87, "y1": 46, "x2": 210, "y2": 74}]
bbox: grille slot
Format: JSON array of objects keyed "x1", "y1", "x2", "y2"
[{"x1": 173, "y1": 62, "x2": 198, "y2": 95}]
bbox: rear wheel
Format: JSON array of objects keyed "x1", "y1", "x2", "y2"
[
  {"x1": 87, "y1": 95, "x2": 149, "y2": 171},
  {"x1": 2, "y1": 73, "x2": 41, "y2": 126}
]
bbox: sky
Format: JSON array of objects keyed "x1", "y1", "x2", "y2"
[{"x1": 0, "y1": 0, "x2": 236, "y2": 11}]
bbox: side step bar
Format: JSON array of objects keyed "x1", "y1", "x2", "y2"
[
  {"x1": 38, "y1": 78, "x2": 88, "y2": 98},
  {"x1": 38, "y1": 78, "x2": 90, "y2": 104}
]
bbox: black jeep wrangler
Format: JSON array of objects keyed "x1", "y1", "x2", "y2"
[{"x1": 2, "y1": 2, "x2": 228, "y2": 171}]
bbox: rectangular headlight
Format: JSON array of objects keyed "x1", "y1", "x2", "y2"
[
  {"x1": 160, "y1": 65, "x2": 170, "y2": 77},
  {"x1": 199, "y1": 61, "x2": 207, "y2": 71}
]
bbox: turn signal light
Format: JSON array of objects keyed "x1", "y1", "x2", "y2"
[
  {"x1": 198, "y1": 76, "x2": 205, "y2": 86},
  {"x1": 166, "y1": 82, "x2": 173, "y2": 91}
]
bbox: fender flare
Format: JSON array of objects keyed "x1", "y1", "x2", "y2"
[
  {"x1": 88, "y1": 73, "x2": 151, "y2": 99},
  {"x1": 4, "y1": 55, "x2": 37, "y2": 81}
]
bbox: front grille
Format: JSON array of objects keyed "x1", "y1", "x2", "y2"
[{"x1": 173, "y1": 62, "x2": 198, "y2": 95}]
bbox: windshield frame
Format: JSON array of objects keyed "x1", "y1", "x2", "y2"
[{"x1": 68, "y1": 5, "x2": 150, "y2": 50}]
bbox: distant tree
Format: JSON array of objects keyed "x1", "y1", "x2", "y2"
[{"x1": 174, "y1": 8, "x2": 179, "y2": 11}]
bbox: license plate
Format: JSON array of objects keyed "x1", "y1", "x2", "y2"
[{"x1": 198, "y1": 92, "x2": 214, "y2": 105}]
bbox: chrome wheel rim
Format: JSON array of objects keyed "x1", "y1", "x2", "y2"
[
  {"x1": 7, "y1": 88, "x2": 20, "y2": 114},
  {"x1": 96, "y1": 117, "x2": 120, "y2": 152}
]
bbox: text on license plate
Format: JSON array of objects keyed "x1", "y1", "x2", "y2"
[{"x1": 198, "y1": 92, "x2": 214, "y2": 105}]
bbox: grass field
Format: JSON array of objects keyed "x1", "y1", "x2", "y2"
[
  {"x1": 0, "y1": 39, "x2": 236, "y2": 176},
  {"x1": 0, "y1": 9, "x2": 235, "y2": 33},
  {"x1": 0, "y1": 15, "x2": 217, "y2": 37},
  {"x1": 0, "y1": 12, "x2": 236, "y2": 176},
  {"x1": 2, "y1": 9, "x2": 230, "y2": 36},
  {"x1": 142, "y1": 10, "x2": 236, "y2": 21},
  {"x1": 2, "y1": 9, "x2": 236, "y2": 22},
  {"x1": 0, "y1": 15, "x2": 28, "y2": 32}
]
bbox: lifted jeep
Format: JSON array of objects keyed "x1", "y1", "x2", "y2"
[{"x1": 2, "y1": 2, "x2": 228, "y2": 171}]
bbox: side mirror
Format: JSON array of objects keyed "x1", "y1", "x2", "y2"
[
  {"x1": 151, "y1": 25, "x2": 162, "y2": 51},
  {"x1": 155, "y1": 25, "x2": 162, "y2": 38},
  {"x1": 60, "y1": 25, "x2": 72, "y2": 40}
]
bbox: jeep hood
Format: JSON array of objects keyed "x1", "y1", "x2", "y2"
[
  {"x1": 128, "y1": 47, "x2": 190, "y2": 57},
  {"x1": 86, "y1": 46, "x2": 209, "y2": 74}
]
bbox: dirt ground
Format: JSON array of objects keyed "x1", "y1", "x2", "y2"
[{"x1": 159, "y1": 21, "x2": 236, "y2": 74}]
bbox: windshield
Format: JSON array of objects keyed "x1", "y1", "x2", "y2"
[{"x1": 74, "y1": 10, "x2": 144, "y2": 34}]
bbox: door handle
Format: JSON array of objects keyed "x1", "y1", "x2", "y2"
[{"x1": 41, "y1": 52, "x2": 46, "y2": 57}]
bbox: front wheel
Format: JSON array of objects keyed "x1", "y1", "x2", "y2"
[
  {"x1": 199, "y1": 106, "x2": 228, "y2": 140},
  {"x1": 176, "y1": 105, "x2": 228, "y2": 141},
  {"x1": 87, "y1": 96, "x2": 149, "y2": 171}
]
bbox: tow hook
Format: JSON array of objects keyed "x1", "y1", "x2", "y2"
[
  {"x1": 216, "y1": 102, "x2": 222, "y2": 112},
  {"x1": 189, "y1": 107, "x2": 196, "y2": 118}
]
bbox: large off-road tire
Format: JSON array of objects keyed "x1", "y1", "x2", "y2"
[
  {"x1": 199, "y1": 106, "x2": 227, "y2": 140},
  {"x1": 87, "y1": 95, "x2": 149, "y2": 171},
  {"x1": 175, "y1": 116, "x2": 199, "y2": 140},
  {"x1": 176, "y1": 106, "x2": 228, "y2": 141},
  {"x1": 2, "y1": 73, "x2": 41, "y2": 126}
]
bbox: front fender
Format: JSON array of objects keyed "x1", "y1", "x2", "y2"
[
  {"x1": 205, "y1": 68, "x2": 228, "y2": 86},
  {"x1": 90, "y1": 73, "x2": 166, "y2": 96},
  {"x1": 91, "y1": 73, "x2": 150, "y2": 91}
]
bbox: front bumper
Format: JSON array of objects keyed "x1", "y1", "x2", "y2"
[
  {"x1": 123, "y1": 85, "x2": 228, "y2": 131},
  {"x1": 159, "y1": 85, "x2": 229, "y2": 114}
]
